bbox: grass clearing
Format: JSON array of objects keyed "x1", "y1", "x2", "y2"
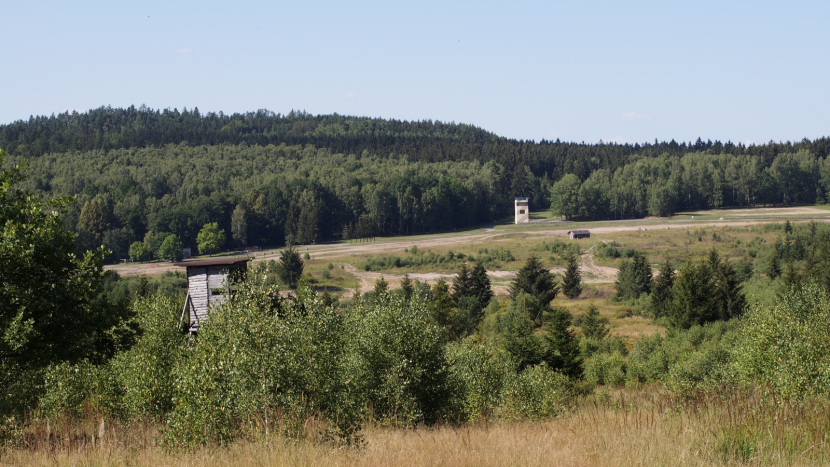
[{"x1": 7, "y1": 386, "x2": 827, "y2": 466}]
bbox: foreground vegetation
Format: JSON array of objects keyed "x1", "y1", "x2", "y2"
[{"x1": 6, "y1": 387, "x2": 830, "y2": 466}]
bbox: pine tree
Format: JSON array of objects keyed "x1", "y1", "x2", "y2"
[
  {"x1": 668, "y1": 259, "x2": 714, "y2": 328},
  {"x1": 373, "y1": 277, "x2": 389, "y2": 296},
  {"x1": 429, "y1": 279, "x2": 456, "y2": 330},
  {"x1": 509, "y1": 256, "x2": 559, "y2": 324},
  {"x1": 502, "y1": 295, "x2": 545, "y2": 371},
  {"x1": 562, "y1": 253, "x2": 582, "y2": 298},
  {"x1": 651, "y1": 260, "x2": 675, "y2": 319},
  {"x1": 277, "y1": 244, "x2": 304, "y2": 288},
  {"x1": 543, "y1": 306, "x2": 582, "y2": 379},
  {"x1": 452, "y1": 264, "x2": 472, "y2": 299},
  {"x1": 713, "y1": 257, "x2": 747, "y2": 321},
  {"x1": 581, "y1": 303, "x2": 608, "y2": 341},
  {"x1": 469, "y1": 262, "x2": 494, "y2": 306},
  {"x1": 614, "y1": 251, "x2": 652, "y2": 300},
  {"x1": 768, "y1": 249, "x2": 781, "y2": 279},
  {"x1": 400, "y1": 273, "x2": 414, "y2": 300}
]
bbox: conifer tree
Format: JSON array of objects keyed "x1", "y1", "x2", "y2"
[
  {"x1": 651, "y1": 260, "x2": 675, "y2": 319},
  {"x1": 768, "y1": 249, "x2": 781, "y2": 279},
  {"x1": 614, "y1": 251, "x2": 652, "y2": 300},
  {"x1": 543, "y1": 306, "x2": 582, "y2": 379},
  {"x1": 580, "y1": 303, "x2": 608, "y2": 341},
  {"x1": 469, "y1": 262, "x2": 494, "y2": 307},
  {"x1": 562, "y1": 253, "x2": 582, "y2": 299},
  {"x1": 509, "y1": 256, "x2": 559, "y2": 324},
  {"x1": 277, "y1": 244, "x2": 304, "y2": 288},
  {"x1": 428, "y1": 279, "x2": 456, "y2": 330},
  {"x1": 400, "y1": 273, "x2": 414, "y2": 300},
  {"x1": 712, "y1": 257, "x2": 747, "y2": 321},
  {"x1": 502, "y1": 294, "x2": 545, "y2": 371},
  {"x1": 452, "y1": 263, "x2": 472, "y2": 299},
  {"x1": 668, "y1": 259, "x2": 714, "y2": 328},
  {"x1": 373, "y1": 277, "x2": 389, "y2": 296}
]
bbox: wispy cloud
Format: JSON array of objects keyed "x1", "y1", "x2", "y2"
[
  {"x1": 344, "y1": 92, "x2": 356, "y2": 98},
  {"x1": 176, "y1": 48, "x2": 193, "y2": 55},
  {"x1": 621, "y1": 111, "x2": 654, "y2": 122}
]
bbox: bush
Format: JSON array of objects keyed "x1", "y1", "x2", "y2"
[
  {"x1": 583, "y1": 352, "x2": 627, "y2": 387},
  {"x1": 165, "y1": 278, "x2": 360, "y2": 447},
  {"x1": 532, "y1": 240, "x2": 580, "y2": 259},
  {"x1": 445, "y1": 340, "x2": 513, "y2": 422},
  {"x1": 500, "y1": 364, "x2": 572, "y2": 420},
  {"x1": 625, "y1": 321, "x2": 737, "y2": 392},
  {"x1": 349, "y1": 291, "x2": 451, "y2": 426},
  {"x1": 39, "y1": 361, "x2": 113, "y2": 418},
  {"x1": 595, "y1": 241, "x2": 621, "y2": 259},
  {"x1": 362, "y1": 248, "x2": 515, "y2": 272},
  {"x1": 732, "y1": 283, "x2": 830, "y2": 399},
  {"x1": 108, "y1": 293, "x2": 187, "y2": 421}
]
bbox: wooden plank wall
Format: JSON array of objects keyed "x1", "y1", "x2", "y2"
[
  {"x1": 207, "y1": 266, "x2": 228, "y2": 308},
  {"x1": 187, "y1": 267, "x2": 209, "y2": 331},
  {"x1": 186, "y1": 265, "x2": 231, "y2": 332}
]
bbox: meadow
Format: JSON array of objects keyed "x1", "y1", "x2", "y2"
[{"x1": 6, "y1": 387, "x2": 828, "y2": 466}]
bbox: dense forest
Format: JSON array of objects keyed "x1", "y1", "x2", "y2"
[{"x1": 2, "y1": 106, "x2": 830, "y2": 258}]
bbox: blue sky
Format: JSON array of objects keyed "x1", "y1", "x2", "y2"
[{"x1": 3, "y1": 0, "x2": 829, "y2": 144}]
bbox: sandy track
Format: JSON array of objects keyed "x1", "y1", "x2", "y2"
[
  {"x1": 342, "y1": 249, "x2": 617, "y2": 298},
  {"x1": 106, "y1": 210, "x2": 830, "y2": 281}
]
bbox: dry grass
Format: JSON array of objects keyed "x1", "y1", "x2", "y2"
[{"x1": 6, "y1": 387, "x2": 828, "y2": 467}]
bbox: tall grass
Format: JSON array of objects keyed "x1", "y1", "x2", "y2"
[{"x1": 5, "y1": 386, "x2": 828, "y2": 466}]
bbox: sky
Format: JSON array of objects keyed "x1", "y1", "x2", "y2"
[{"x1": 3, "y1": 0, "x2": 829, "y2": 145}]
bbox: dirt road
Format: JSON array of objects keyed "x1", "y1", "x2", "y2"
[{"x1": 106, "y1": 208, "x2": 830, "y2": 289}]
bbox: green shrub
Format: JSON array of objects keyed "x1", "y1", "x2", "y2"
[
  {"x1": 349, "y1": 291, "x2": 450, "y2": 426},
  {"x1": 445, "y1": 340, "x2": 513, "y2": 422},
  {"x1": 39, "y1": 361, "x2": 110, "y2": 418},
  {"x1": 732, "y1": 283, "x2": 830, "y2": 399},
  {"x1": 625, "y1": 321, "x2": 737, "y2": 392},
  {"x1": 109, "y1": 293, "x2": 187, "y2": 421},
  {"x1": 165, "y1": 278, "x2": 360, "y2": 447},
  {"x1": 532, "y1": 240, "x2": 580, "y2": 259},
  {"x1": 595, "y1": 241, "x2": 621, "y2": 259},
  {"x1": 362, "y1": 248, "x2": 514, "y2": 271},
  {"x1": 583, "y1": 352, "x2": 627, "y2": 387},
  {"x1": 500, "y1": 364, "x2": 572, "y2": 420}
]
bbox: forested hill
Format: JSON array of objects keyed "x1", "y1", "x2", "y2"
[
  {"x1": 3, "y1": 106, "x2": 830, "y2": 262},
  {"x1": 5, "y1": 106, "x2": 830, "y2": 181}
]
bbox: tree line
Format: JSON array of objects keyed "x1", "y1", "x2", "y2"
[
  {"x1": 5, "y1": 106, "x2": 830, "y2": 198},
  {"x1": 9, "y1": 144, "x2": 511, "y2": 259},
  {"x1": 551, "y1": 150, "x2": 830, "y2": 220}
]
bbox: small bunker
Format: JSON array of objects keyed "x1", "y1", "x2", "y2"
[
  {"x1": 568, "y1": 230, "x2": 591, "y2": 240},
  {"x1": 175, "y1": 258, "x2": 250, "y2": 333}
]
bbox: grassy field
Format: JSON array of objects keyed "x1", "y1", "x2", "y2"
[{"x1": 7, "y1": 387, "x2": 827, "y2": 466}]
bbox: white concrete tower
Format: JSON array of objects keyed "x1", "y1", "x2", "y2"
[{"x1": 515, "y1": 197, "x2": 529, "y2": 224}]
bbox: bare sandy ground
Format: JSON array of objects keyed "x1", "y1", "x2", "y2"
[
  {"x1": 106, "y1": 209, "x2": 830, "y2": 289},
  {"x1": 341, "y1": 249, "x2": 618, "y2": 298}
]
